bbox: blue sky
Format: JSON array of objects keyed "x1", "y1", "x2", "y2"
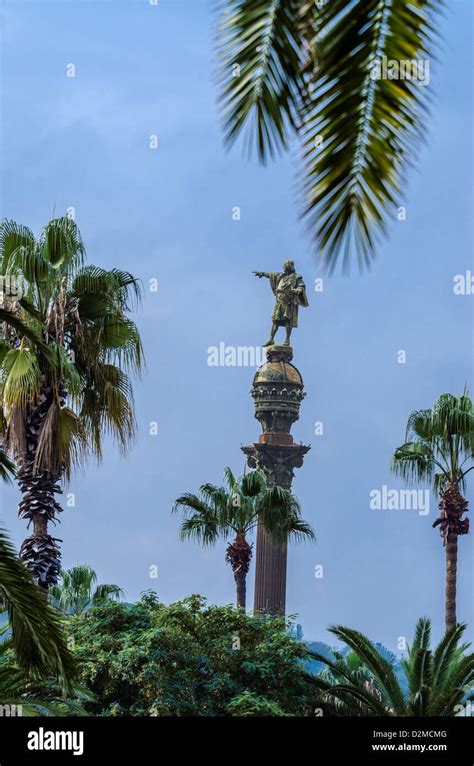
[{"x1": 0, "y1": 0, "x2": 472, "y2": 649}]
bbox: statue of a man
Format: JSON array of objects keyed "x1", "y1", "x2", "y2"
[{"x1": 254, "y1": 260, "x2": 309, "y2": 346}]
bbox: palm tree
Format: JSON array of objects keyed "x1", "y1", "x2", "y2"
[
  {"x1": 49, "y1": 564, "x2": 123, "y2": 616},
  {"x1": 173, "y1": 468, "x2": 314, "y2": 609},
  {"x1": 391, "y1": 393, "x2": 473, "y2": 632},
  {"x1": 216, "y1": 0, "x2": 442, "y2": 271},
  {"x1": 0, "y1": 217, "x2": 143, "y2": 591},
  {"x1": 306, "y1": 618, "x2": 474, "y2": 716}
]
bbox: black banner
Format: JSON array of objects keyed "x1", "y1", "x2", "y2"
[{"x1": 0, "y1": 716, "x2": 472, "y2": 765}]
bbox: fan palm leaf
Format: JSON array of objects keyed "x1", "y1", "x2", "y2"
[
  {"x1": 173, "y1": 467, "x2": 314, "y2": 609},
  {"x1": 49, "y1": 564, "x2": 123, "y2": 616}
]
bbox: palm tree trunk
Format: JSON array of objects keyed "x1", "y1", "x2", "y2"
[
  {"x1": 445, "y1": 532, "x2": 458, "y2": 632},
  {"x1": 433, "y1": 482, "x2": 469, "y2": 633},
  {"x1": 234, "y1": 570, "x2": 247, "y2": 610},
  {"x1": 17, "y1": 383, "x2": 63, "y2": 590},
  {"x1": 18, "y1": 464, "x2": 62, "y2": 591},
  {"x1": 225, "y1": 535, "x2": 253, "y2": 611}
]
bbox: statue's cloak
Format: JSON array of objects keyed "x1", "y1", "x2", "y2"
[{"x1": 268, "y1": 272, "x2": 309, "y2": 328}]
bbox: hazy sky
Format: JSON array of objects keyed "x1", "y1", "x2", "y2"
[{"x1": 1, "y1": 0, "x2": 472, "y2": 649}]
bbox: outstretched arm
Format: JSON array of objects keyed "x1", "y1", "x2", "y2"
[{"x1": 253, "y1": 271, "x2": 270, "y2": 278}]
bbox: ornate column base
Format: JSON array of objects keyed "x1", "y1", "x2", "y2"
[{"x1": 241, "y1": 441, "x2": 310, "y2": 615}]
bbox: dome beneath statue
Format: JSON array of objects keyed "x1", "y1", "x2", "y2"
[{"x1": 253, "y1": 360, "x2": 303, "y2": 386}]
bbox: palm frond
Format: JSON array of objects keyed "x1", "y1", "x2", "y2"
[
  {"x1": 0, "y1": 220, "x2": 36, "y2": 273},
  {"x1": 301, "y1": 0, "x2": 443, "y2": 271},
  {"x1": 391, "y1": 441, "x2": 435, "y2": 484},
  {"x1": 39, "y1": 217, "x2": 85, "y2": 273},
  {"x1": 173, "y1": 493, "x2": 222, "y2": 546},
  {"x1": 49, "y1": 565, "x2": 122, "y2": 615},
  {"x1": 405, "y1": 409, "x2": 434, "y2": 441},
  {"x1": 0, "y1": 528, "x2": 75, "y2": 691},
  {"x1": 2, "y1": 346, "x2": 41, "y2": 407},
  {"x1": 0, "y1": 445, "x2": 15, "y2": 483},
  {"x1": 216, "y1": 0, "x2": 443, "y2": 271},
  {"x1": 257, "y1": 484, "x2": 314, "y2": 543},
  {"x1": 78, "y1": 364, "x2": 136, "y2": 458},
  {"x1": 97, "y1": 316, "x2": 143, "y2": 375},
  {"x1": 72, "y1": 265, "x2": 142, "y2": 313},
  {"x1": 5, "y1": 245, "x2": 51, "y2": 286},
  {"x1": 0, "y1": 308, "x2": 53, "y2": 361},
  {"x1": 91, "y1": 584, "x2": 123, "y2": 605},
  {"x1": 329, "y1": 625, "x2": 406, "y2": 714},
  {"x1": 33, "y1": 403, "x2": 86, "y2": 481},
  {"x1": 393, "y1": 393, "x2": 474, "y2": 493},
  {"x1": 431, "y1": 623, "x2": 470, "y2": 693},
  {"x1": 241, "y1": 467, "x2": 267, "y2": 496},
  {"x1": 217, "y1": 0, "x2": 309, "y2": 161}
]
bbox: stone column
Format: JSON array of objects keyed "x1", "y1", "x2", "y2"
[{"x1": 241, "y1": 345, "x2": 310, "y2": 615}]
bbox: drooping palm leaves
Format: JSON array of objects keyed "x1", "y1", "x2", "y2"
[
  {"x1": 306, "y1": 617, "x2": 474, "y2": 716},
  {"x1": 217, "y1": 0, "x2": 443, "y2": 271},
  {"x1": 392, "y1": 393, "x2": 473, "y2": 631},
  {"x1": 0, "y1": 627, "x2": 92, "y2": 717},
  {"x1": 173, "y1": 467, "x2": 314, "y2": 610},
  {"x1": 0, "y1": 446, "x2": 15, "y2": 484},
  {"x1": 0, "y1": 528, "x2": 75, "y2": 692},
  {"x1": 0, "y1": 217, "x2": 143, "y2": 589},
  {"x1": 49, "y1": 564, "x2": 123, "y2": 616}
]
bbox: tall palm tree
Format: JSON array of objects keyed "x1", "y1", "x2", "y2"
[
  {"x1": 306, "y1": 617, "x2": 474, "y2": 716},
  {"x1": 391, "y1": 393, "x2": 472, "y2": 632},
  {"x1": 173, "y1": 468, "x2": 314, "y2": 610},
  {"x1": 0, "y1": 217, "x2": 143, "y2": 591},
  {"x1": 49, "y1": 564, "x2": 123, "y2": 616},
  {"x1": 216, "y1": 0, "x2": 442, "y2": 272}
]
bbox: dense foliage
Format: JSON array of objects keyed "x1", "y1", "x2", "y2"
[
  {"x1": 306, "y1": 618, "x2": 474, "y2": 716},
  {"x1": 67, "y1": 593, "x2": 313, "y2": 716}
]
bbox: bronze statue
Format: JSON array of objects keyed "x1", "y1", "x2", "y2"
[{"x1": 254, "y1": 260, "x2": 308, "y2": 346}]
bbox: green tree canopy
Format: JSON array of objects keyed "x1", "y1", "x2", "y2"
[{"x1": 67, "y1": 593, "x2": 313, "y2": 716}]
